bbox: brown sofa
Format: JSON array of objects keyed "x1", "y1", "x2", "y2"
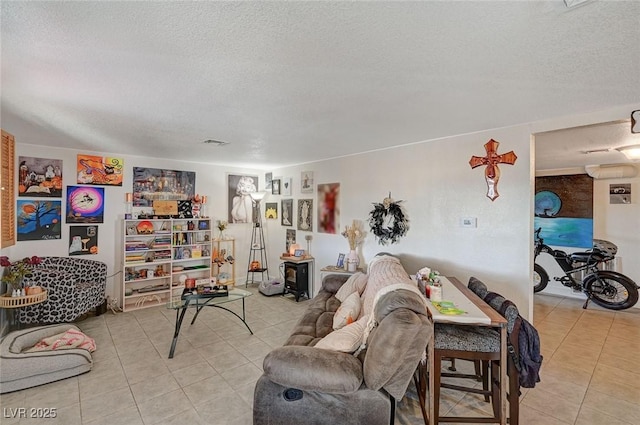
[{"x1": 253, "y1": 257, "x2": 432, "y2": 425}]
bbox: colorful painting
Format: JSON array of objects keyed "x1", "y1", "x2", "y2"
[
  {"x1": 77, "y1": 154, "x2": 123, "y2": 186},
  {"x1": 17, "y1": 200, "x2": 62, "y2": 240},
  {"x1": 66, "y1": 186, "x2": 105, "y2": 223},
  {"x1": 69, "y1": 225, "x2": 99, "y2": 255},
  {"x1": 228, "y1": 174, "x2": 258, "y2": 223},
  {"x1": 534, "y1": 174, "x2": 593, "y2": 248},
  {"x1": 133, "y1": 167, "x2": 195, "y2": 207},
  {"x1": 317, "y1": 182, "x2": 340, "y2": 234},
  {"x1": 265, "y1": 202, "x2": 278, "y2": 220},
  {"x1": 297, "y1": 199, "x2": 313, "y2": 231},
  {"x1": 17, "y1": 156, "x2": 63, "y2": 197},
  {"x1": 301, "y1": 171, "x2": 314, "y2": 193},
  {"x1": 281, "y1": 199, "x2": 293, "y2": 226}
]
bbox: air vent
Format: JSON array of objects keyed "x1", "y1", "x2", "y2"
[{"x1": 203, "y1": 139, "x2": 229, "y2": 146}]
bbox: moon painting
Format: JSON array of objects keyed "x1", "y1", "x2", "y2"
[{"x1": 66, "y1": 186, "x2": 105, "y2": 223}]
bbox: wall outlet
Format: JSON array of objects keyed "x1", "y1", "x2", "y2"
[{"x1": 460, "y1": 217, "x2": 477, "y2": 228}]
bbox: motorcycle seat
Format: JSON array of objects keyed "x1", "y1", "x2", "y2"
[{"x1": 570, "y1": 251, "x2": 606, "y2": 264}]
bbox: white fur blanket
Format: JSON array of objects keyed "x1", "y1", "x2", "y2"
[{"x1": 25, "y1": 328, "x2": 96, "y2": 353}]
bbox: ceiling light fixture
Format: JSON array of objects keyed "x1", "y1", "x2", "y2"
[
  {"x1": 616, "y1": 145, "x2": 640, "y2": 161},
  {"x1": 203, "y1": 139, "x2": 229, "y2": 146}
]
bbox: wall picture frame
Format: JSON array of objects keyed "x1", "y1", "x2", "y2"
[
  {"x1": 272, "y1": 178, "x2": 281, "y2": 195},
  {"x1": 281, "y1": 177, "x2": 292, "y2": 196}
]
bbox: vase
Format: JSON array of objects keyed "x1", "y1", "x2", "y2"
[{"x1": 347, "y1": 250, "x2": 358, "y2": 272}]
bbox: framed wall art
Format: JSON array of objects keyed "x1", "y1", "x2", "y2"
[
  {"x1": 534, "y1": 174, "x2": 593, "y2": 248},
  {"x1": 66, "y1": 186, "x2": 105, "y2": 223},
  {"x1": 77, "y1": 154, "x2": 123, "y2": 186},
  {"x1": 18, "y1": 156, "x2": 63, "y2": 197},
  {"x1": 317, "y1": 182, "x2": 340, "y2": 234},
  {"x1": 281, "y1": 199, "x2": 293, "y2": 226},
  {"x1": 132, "y1": 167, "x2": 195, "y2": 207},
  {"x1": 297, "y1": 199, "x2": 313, "y2": 231},
  {"x1": 69, "y1": 225, "x2": 98, "y2": 255},
  {"x1": 228, "y1": 174, "x2": 258, "y2": 223},
  {"x1": 265, "y1": 202, "x2": 278, "y2": 219},
  {"x1": 17, "y1": 200, "x2": 62, "y2": 241},
  {"x1": 281, "y1": 177, "x2": 292, "y2": 196},
  {"x1": 272, "y1": 179, "x2": 281, "y2": 195},
  {"x1": 301, "y1": 171, "x2": 314, "y2": 193}
]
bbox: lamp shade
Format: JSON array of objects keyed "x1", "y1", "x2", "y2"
[
  {"x1": 249, "y1": 191, "x2": 267, "y2": 201},
  {"x1": 617, "y1": 144, "x2": 640, "y2": 161}
]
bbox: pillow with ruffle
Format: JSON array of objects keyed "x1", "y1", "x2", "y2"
[
  {"x1": 315, "y1": 316, "x2": 368, "y2": 353},
  {"x1": 335, "y1": 272, "x2": 368, "y2": 302},
  {"x1": 333, "y1": 291, "x2": 361, "y2": 330}
]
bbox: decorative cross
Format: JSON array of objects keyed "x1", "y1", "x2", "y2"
[{"x1": 469, "y1": 139, "x2": 517, "y2": 201}]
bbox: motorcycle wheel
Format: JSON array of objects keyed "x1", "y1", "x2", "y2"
[
  {"x1": 533, "y1": 263, "x2": 549, "y2": 293},
  {"x1": 584, "y1": 271, "x2": 639, "y2": 310}
]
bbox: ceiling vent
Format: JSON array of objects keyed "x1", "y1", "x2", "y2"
[{"x1": 584, "y1": 164, "x2": 638, "y2": 179}]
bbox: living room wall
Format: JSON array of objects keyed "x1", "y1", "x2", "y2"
[
  {"x1": 2, "y1": 104, "x2": 638, "y2": 329},
  {"x1": 0, "y1": 146, "x2": 264, "y2": 316}
]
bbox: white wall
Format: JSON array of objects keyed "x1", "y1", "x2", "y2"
[
  {"x1": 267, "y1": 127, "x2": 535, "y2": 318},
  {"x1": 3, "y1": 104, "x2": 639, "y2": 325},
  {"x1": 1, "y1": 144, "x2": 263, "y2": 305}
]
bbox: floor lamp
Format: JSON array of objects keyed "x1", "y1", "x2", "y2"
[{"x1": 246, "y1": 191, "x2": 269, "y2": 286}]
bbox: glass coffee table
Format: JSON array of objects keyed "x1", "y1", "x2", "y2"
[{"x1": 166, "y1": 288, "x2": 252, "y2": 358}]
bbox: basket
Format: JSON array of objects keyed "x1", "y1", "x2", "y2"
[{"x1": 0, "y1": 290, "x2": 47, "y2": 308}]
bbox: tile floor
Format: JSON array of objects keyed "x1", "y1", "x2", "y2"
[{"x1": 1, "y1": 289, "x2": 639, "y2": 425}]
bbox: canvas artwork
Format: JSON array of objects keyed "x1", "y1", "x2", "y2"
[
  {"x1": 17, "y1": 200, "x2": 62, "y2": 241},
  {"x1": 77, "y1": 154, "x2": 124, "y2": 186},
  {"x1": 281, "y1": 199, "x2": 293, "y2": 226},
  {"x1": 228, "y1": 174, "x2": 259, "y2": 223},
  {"x1": 610, "y1": 183, "x2": 631, "y2": 204},
  {"x1": 265, "y1": 202, "x2": 278, "y2": 219},
  {"x1": 286, "y1": 229, "x2": 296, "y2": 253},
  {"x1": 297, "y1": 199, "x2": 313, "y2": 231},
  {"x1": 66, "y1": 186, "x2": 105, "y2": 223},
  {"x1": 272, "y1": 179, "x2": 281, "y2": 195},
  {"x1": 317, "y1": 182, "x2": 340, "y2": 234},
  {"x1": 132, "y1": 167, "x2": 195, "y2": 207},
  {"x1": 265, "y1": 172, "x2": 273, "y2": 190},
  {"x1": 301, "y1": 171, "x2": 314, "y2": 193},
  {"x1": 534, "y1": 174, "x2": 593, "y2": 248},
  {"x1": 69, "y1": 225, "x2": 99, "y2": 255},
  {"x1": 281, "y1": 177, "x2": 292, "y2": 196},
  {"x1": 18, "y1": 156, "x2": 63, "y2": 197}
]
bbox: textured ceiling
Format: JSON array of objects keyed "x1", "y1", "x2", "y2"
[{"x1": 1, "y1": 1, "x2": 639, "y2": 169}]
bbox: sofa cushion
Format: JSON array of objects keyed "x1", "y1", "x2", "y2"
[
  {"x1": 317, "y1": 316, "x2": 367, "y2": 353},
  {"x1": 333, "y1": 291, "x2": 361, "y2": 330},
  {"x1": 335, "y1": 272, "x2": 367, "y2": 302},
  {"x1": 263, "y1": 345, "x2": 363, "y2": 394}
]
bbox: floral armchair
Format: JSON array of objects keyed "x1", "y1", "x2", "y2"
[{"x1": 17, "y1": 257, "x2": 107, "y2": 324}]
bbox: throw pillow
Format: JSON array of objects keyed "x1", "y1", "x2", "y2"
[
  {"x1": 335, "y1": 272, "x2": 368, "y2": 302},
  {"x1": 315, "y1": 316, "x2": 368, "y2": 353},
  {"x1": 333, "y1": 291, "x2": 361, "y2": 330}
]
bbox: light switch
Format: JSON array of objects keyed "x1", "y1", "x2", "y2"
[{"x1": 460, "y1": 217, "x2": 477, "y2": 228}]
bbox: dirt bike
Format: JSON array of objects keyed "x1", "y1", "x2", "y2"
[{"x1": 533, "y1": 227, "x2": 639, "y2": 310}]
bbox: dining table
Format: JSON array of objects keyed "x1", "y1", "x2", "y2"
[{"x1": 414, "y1": 276, "x2": 508, "y2": 425}]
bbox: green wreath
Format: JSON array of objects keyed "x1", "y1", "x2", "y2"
[{"x1": 368, "y1": 196, "x2": 409, "y2": 245}]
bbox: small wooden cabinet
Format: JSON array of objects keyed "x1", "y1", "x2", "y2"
[{"x1": 283, "y1": 261, "x2": 309, "y2": 302}]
